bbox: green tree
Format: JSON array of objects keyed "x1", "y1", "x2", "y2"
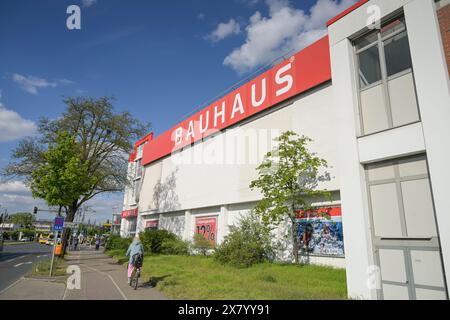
[
  {"x1": 9, "y1": 212, "x2": 35, "y2": 227},
  {"x1": 3, "y1": 96, "x2": 149, "y2": 254},
  {"x1": 250, "y1": 131, "x2": 330, "y2": 264},
  {"x1": 192, "y1": 233, "x2": 214, "y2": 256},
  {"x1": 30, "y1": 131, "x2": 95, "y2": 213}
]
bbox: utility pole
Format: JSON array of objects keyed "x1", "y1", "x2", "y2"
[{"x1": 49, "y1": 206, "x2": 62, "y2": 277}]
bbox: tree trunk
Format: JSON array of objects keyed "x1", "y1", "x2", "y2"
[
  {"x1": 291, "y1": 217, "x2": 299, "y2": 264},
  {"x1": 61, "y1": 205, "x2": 77, "y2": 257}
]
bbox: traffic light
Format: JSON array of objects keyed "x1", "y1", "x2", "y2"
[{"x1": 33, "y1": 207, "x2": 38, "y2": 214}]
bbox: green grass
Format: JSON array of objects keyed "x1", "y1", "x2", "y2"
[
  {"x1": 107, "y1": 251, "x2": 347, "y2": 300},
  {"x1": 29, "y1": 258, "x2": 67, "y2": 277}
]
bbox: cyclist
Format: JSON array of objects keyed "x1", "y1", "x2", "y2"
[{"x1": 125, "y1": 234, "x2": 144, "y2": 285}]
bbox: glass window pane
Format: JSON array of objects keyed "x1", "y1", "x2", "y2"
[
  {"x1": 370, "y1": 183, "x2": 403, "y2": 237},
  {"x1": 360, "y1": 84, "x2": 389, "y2": 134},
  {"x1": 379, "y1": 249, "x2": 408, "y2": 283},
  {"x1": 381, "y1": 17, "x2": 406, "y2": 38},
  {"x1": 382, "y1": 284, "x2": 410, "y2": 300},
  {"x1": 401, "y1": 179, "x2": 437, "y2": 237},
  {"x1": 410, "y1": 250, "x2": 445, "y2": 287},
  {"x1": 355, "y1": 31, "x2": 378, "y2": 50},
  {"x1": 388, "y1": 72, "x2": 419, "y2": 127},
  {"x1": 358, "y1": 45, "x2": 382, "y2": 88},
  {"x1": 415, "y1": 288, "x2": 447, "y2": 300},
  {"x1": 384, "y1": 31, "x2": 413, "y2": 77},
  {"x1": 398, "y1": 156, "x2": 427, "y2": 178},
  {"x1": 367, "y1": 163, "x2": 396, "y2": 182}
]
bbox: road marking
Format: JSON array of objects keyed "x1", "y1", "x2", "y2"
[
  {"x1": 36, "y1": 255, "x2": 48, "y2": 258},
  {"x1": 81, "y1": 264, "x2": 128, "y2": 300},
  {"x1": 13, "y1": 262, "x2": 32, "y2": 268},
  {"x1": 5, "y1": 255, "x2": 27, "y2": 264},
  {"x1": 0, "y1": 277, "x2": 24, "y2": 295}
]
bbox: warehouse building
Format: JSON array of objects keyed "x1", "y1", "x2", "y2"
[{"x1": 121, "y1": 0, "x2": 450, "y2": 300}]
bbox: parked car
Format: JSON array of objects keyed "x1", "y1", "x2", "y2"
[{"x1": 20, "y1": 237, "x2": 31, "y2": 242}]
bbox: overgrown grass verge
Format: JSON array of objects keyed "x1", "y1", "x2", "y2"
[
  {"x1": 107, "y1": 250, "x2": 347, "y2": 300},
  {"x1": 28, "y1": 258, "x2": 67, "y2": 277}
]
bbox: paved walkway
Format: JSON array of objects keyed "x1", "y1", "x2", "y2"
[{"x1": 0, "y1": 248, "x2": 168, "y2": 300}]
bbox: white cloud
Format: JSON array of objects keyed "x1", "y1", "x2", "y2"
[
  {"x1": 207, "y1": 19, "x2": 241, "y2": 43},
  {"x1": 224, "y1": 0, "x2": 356, "y2": 74},
  {"x1": 198, "y1": 13, "x2": 206, "y2": 20},
  {"x1": 0, "y1": 91, "x2": 37, "y2": 142},
  {"x1": 0, "y1": 180, "x2": 30, "y2": 195},
  {"x1": 0, "y1": 180, "x2": 122, "y2": 223},
  {"x1": 57, "y1": 78, "x2": 76, "y2": 85},
  {"x1": 12, "y1": 74, "x2": 56, "y2": 95},
  {"x1": 82, "y1": 0, "x2": 97, "y2": 8},
  {"x1": 12, "y1": 74, "x2": 75, "y2": 95}
]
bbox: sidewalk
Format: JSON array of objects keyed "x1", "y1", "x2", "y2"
[
  {"x1": 0, "y1": 248, "x2": 168, "y2": 300},
  {"x1": 0, "y1": 277, "x2": 66, "y2": 300}
]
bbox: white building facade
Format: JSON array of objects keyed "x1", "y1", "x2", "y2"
[{"x1": 122, "y1": 0, "x2": 450, "y2": 300}]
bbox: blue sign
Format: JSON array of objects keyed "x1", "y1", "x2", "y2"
[{"x1": 54, "y1": 217, "x2": 64, "y2": 231}]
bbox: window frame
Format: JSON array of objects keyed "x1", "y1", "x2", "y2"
[
  {"x1": 365, "y1": 155, "x2": 439, "y2": 244},
  {"x1": 354, "y1": 14, "x2": 421, "y2": 137}
]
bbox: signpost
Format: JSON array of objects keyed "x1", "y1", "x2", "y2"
[{"x1": 49, "y1": 217, "x2": 64, "y2": 276}]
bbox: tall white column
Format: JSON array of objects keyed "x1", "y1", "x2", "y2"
[
  {"x1": 405, "y1": 0, "x2": 450, "y2": 293},
  {"x1": 218, "y1": 205, "x2": 229, "y2": 244},
  {"x1": 330, "y1": 38, "x2": 377, "y2": 300},
  {"x1": 184, "y1": 210, "x2": 192, "y2": 241}
]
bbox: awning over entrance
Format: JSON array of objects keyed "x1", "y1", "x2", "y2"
[{"x1": 121, "y1": 208, "x2": 138, "y2": 219}]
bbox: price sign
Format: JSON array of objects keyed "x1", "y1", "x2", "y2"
[{"x1": 195, "y1": 217, "x2": 217, "y2": 244}]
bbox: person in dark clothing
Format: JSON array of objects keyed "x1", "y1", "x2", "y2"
[{"x1": 74, "y1": 236, "x2": 79, "y2": 251}]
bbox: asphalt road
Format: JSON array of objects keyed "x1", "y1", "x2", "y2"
[{"x1": 0, "y1": 242, "x2": 52, "y2": 293}]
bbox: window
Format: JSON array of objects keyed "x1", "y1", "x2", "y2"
[
  {"x1": 135, "y1": 159, "x2": 142, "y2": 178},
  {"x1": 384, "y1": 31, "x2": 412, "y2": 77},
  {"x1": 358, "y1": 44, "x2": 382, "y2": 88},
  {"x1": 133, "y1": 179, "x2": 141, "y2": 203},
  {"x1": 355, "y1": 16, "x2": 419, "y2": 135},
  {"x1": 366, "y1": 155, "x2": 437, "y2": 239},
  {"x1": 136, "y1": 144, "x2": 144, "y2": 159},
  {"x1": 129, "y1": 218, "x2": 137, "y2": 234}
]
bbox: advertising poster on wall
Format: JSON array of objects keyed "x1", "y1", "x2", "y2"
[
  {"x1": 195, "y1": 216, "x2": 217, "y2": 245},
  {"x1": 296, "y1": 207, "x2": 344, "y2": 257},
  {"x1": 145, "y1": 220, "x2": 159, "y2": 230}
]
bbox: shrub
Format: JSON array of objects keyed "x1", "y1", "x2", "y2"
[
  {"x1": 161, "y1": 238, "x2": 191, "y2": 255},
  {"x1": 10, "y1": 230, "x2": 20, "y2": 241},
  {"x1": 139, "y1": 229, "x2": 177, "y2": 254},
  {"x1": 214, "y1": 212, "x2": 274, "y2": 268},
  {"x1": 105, "y1": 235, "x2": 132, "y2": 252},
  {"x1": 19, "y1": 228, "x2": 36, "y2": 239},
  {"x1": 192, "y1": 233, "x2": 214, "y2": 256},
  {"x1": 1, "y1": 232, "x2": 11, "y2": 240}
]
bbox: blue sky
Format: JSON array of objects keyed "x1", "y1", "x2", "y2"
[{"x1": 0, "y1": 0, "x2": 355, "y2": 223}]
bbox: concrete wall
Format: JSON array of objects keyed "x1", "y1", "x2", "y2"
[
  {"x1": 140, "y1": 84, "x2": 339, "y2": 215},
  {"x1": 133, "y1": 83, "x2": 344, "y2": 268}
]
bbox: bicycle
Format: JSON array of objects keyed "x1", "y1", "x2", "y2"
[
  {"x1": 129, "y1": 253, "x2": 143, "y2": 290},
  {"x1": 130, "y1": 266, "x2": 141, "y2": 290}
]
